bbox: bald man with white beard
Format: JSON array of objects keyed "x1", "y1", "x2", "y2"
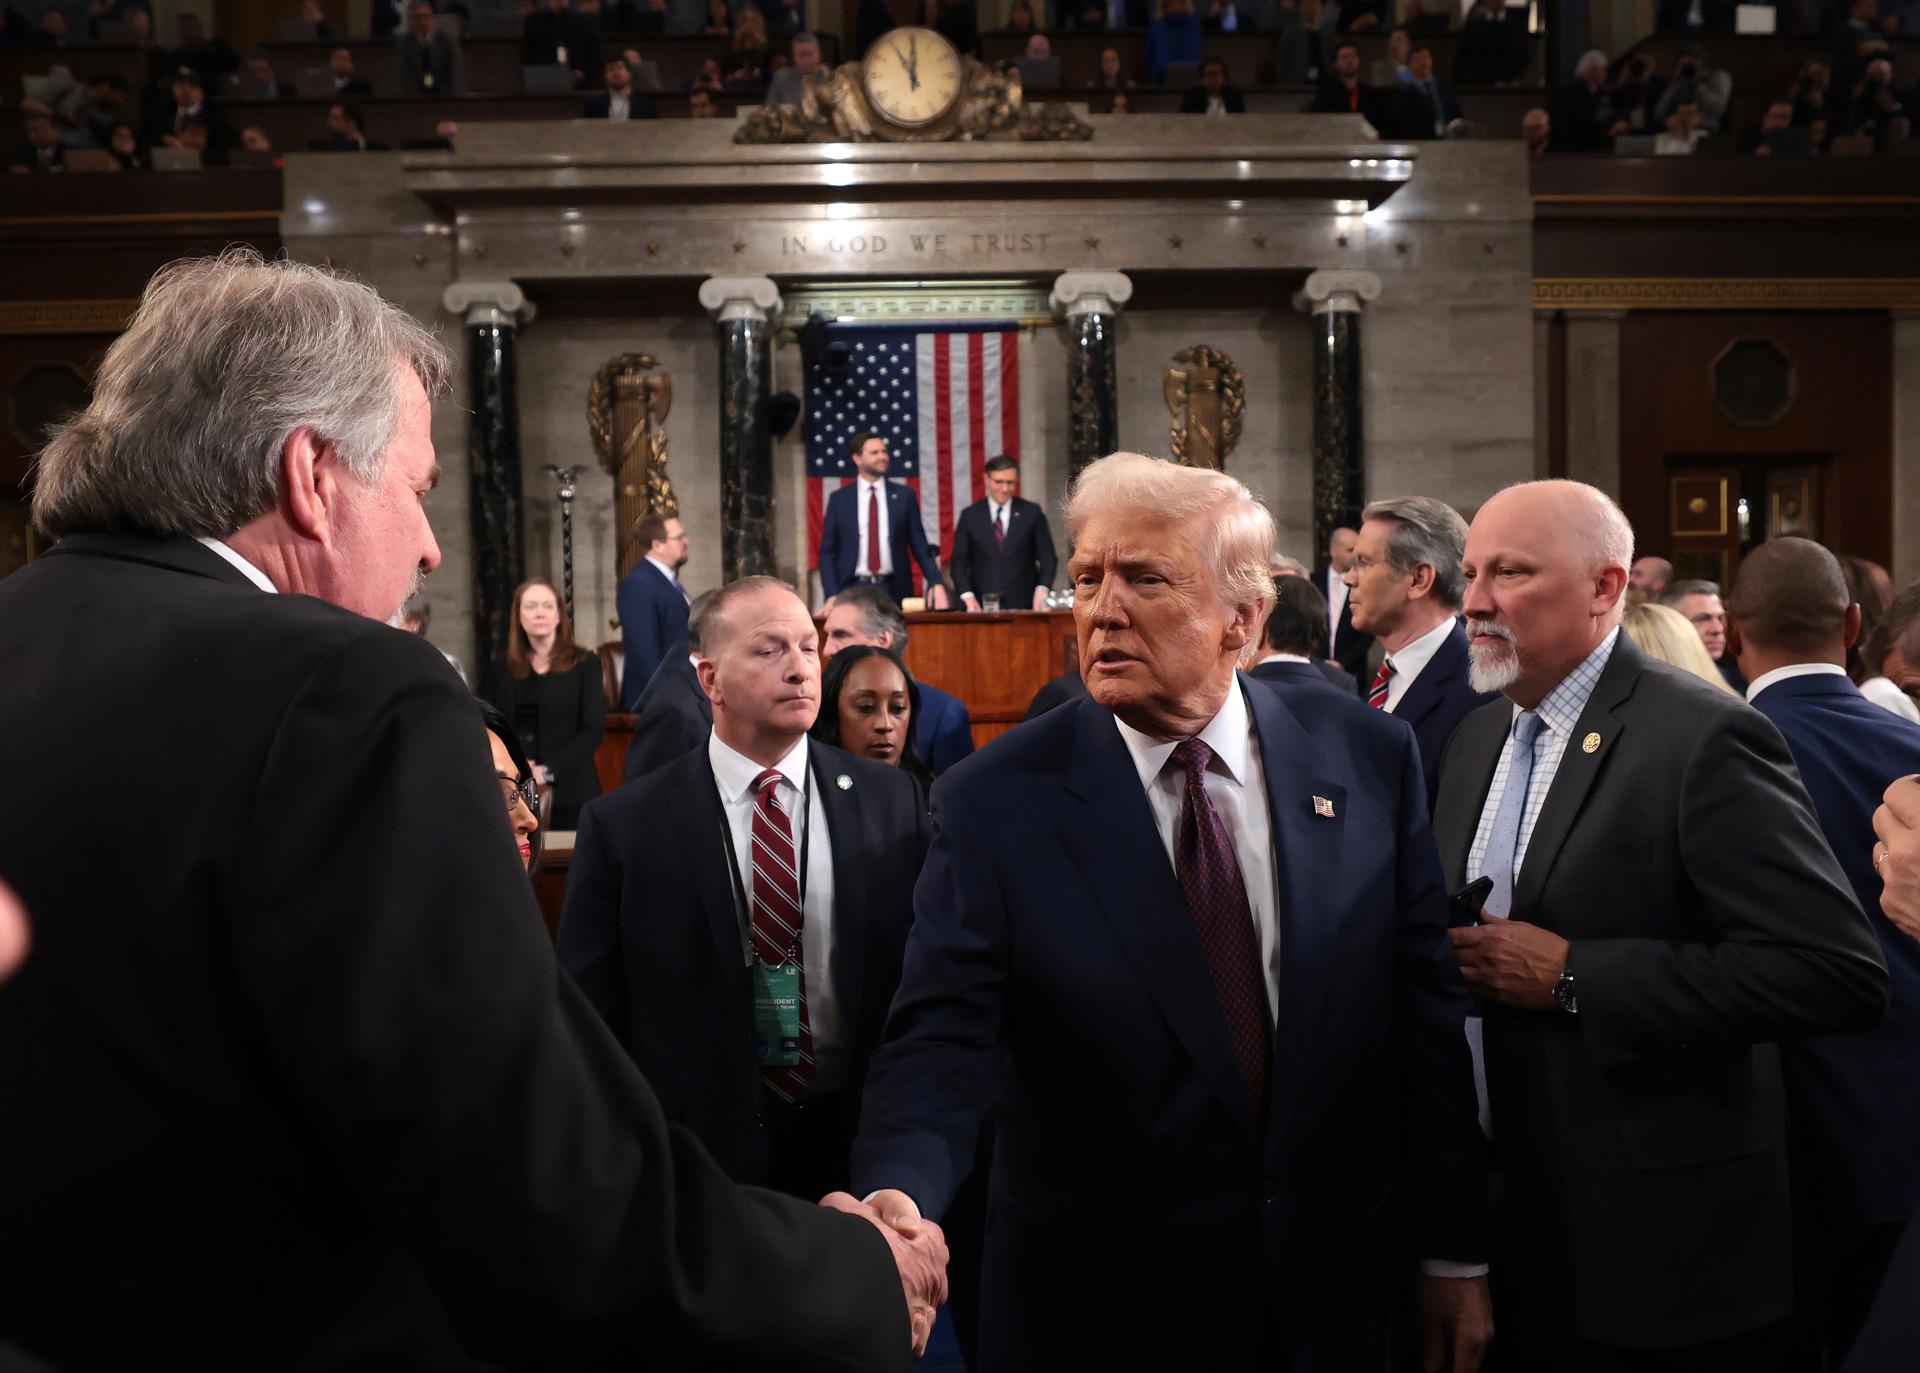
[{"x1": 1432, "y1": 480, "x2": 1887, "y2": 1371}]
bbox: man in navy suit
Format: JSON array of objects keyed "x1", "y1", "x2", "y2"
[
  {"x1": 851, "y1": 453, "x2": 1492, "y2": 1372},
  {"x1": 1247, "y1": 573, "x2": 1358, "y2": 696},
  {"x1": 1728, "y1": 538, "x2": 1920, "y2": 1370},
  {"x1": 823, "y1": 586, "x2": 975, "y2": 774},
  {"x1": 1313, "y1": 524, "x2": 1374, "y2": 687},
  {"x1": 1344, "y1": 496, "x2": 1494, "y2": 810},
  {"x1": 622, "y1": 587, "x2": 716, "y2": 782},
  {"x1": 818, "y1": 432, "x2": 949, "y2": 611},
  {"x1": 560, "y1": 577, "x2": 932, "y2": 1207},
  {"x1": 948, "y1": 455, "x2": 1058, "y2": 612},
  {"x1": 615, "y1": 510, "x2": 690, "y2": 711}
]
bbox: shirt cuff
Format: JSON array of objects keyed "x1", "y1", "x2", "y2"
[{"x1": 1420, "y1": 1260, "x2": 1490, "y2": 1279}]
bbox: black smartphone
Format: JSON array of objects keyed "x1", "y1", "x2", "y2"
[{"x1": 1449, "y1": 875, "x2": 1494, "y2": 927}]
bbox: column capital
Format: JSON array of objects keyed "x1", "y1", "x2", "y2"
[
  {"x1": 442, "y1": 279, "x2": 535, "y2": 328},
  {"x1": 1050, "y1": 271, "x2": 1133, "y2": 320},
  {"x1": 1293, "y1": 270, "x2": 1383, "y2": 316},
  {"x1": 699, "y1": 275, "x2": 782, "y2": 323}
]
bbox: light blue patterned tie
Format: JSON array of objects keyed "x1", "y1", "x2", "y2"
[{"x1": 1480, "y1": 711, "x2": 1544, "y2": 920}]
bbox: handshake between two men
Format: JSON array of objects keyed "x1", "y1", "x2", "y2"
[{"x1": 821, "y1": 1189, "x2": 950, "y2": 1355}]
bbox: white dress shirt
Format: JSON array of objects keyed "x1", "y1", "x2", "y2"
[
  {"x1": 196, "y1": 537, "x2": 276, "y2": 593},
  {"x1": 646, "y1": 553, "x2": 688, "y2": 603},
  {"x1": 1380, "y1": 615, "x2": 1456, "y2": 714},
  {"x1": 1859, "y1": 675, "x2": 1920, "y2": 724},
  {"x1": 1111, "y1": 678, "x2": 1282, "y2": 1016},
  {"x1": 707, "y1": 731, "x2": 844, "y2": 1090},
  {"x1": 854, "y1": 477, "x2": 893, "y2": 577},
  {"x1": 1325, "y1": 567, "x2": 1350, "y2": 657},
  {"x1": 987, "y1": 496, "x2": 1011, "y2": 535},
  {"x1": 607, "y1": 90, "x2": 631, "y2": 119},
  {"x1": 1745, "y1": 661, "x2": 1847, "y2": 703},
  {"x1": 1256, "y1": 652, "x2": 1311, "y2": 666}
]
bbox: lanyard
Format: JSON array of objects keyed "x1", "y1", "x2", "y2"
[{"x1": 713, "y1": 761, "x2": 813, "y2": 966}]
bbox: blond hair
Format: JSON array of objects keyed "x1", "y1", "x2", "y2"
[{"x1": 1623, "y1": 601, "x2": 1737, "y2": 694}]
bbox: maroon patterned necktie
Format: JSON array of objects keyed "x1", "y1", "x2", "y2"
[
  {"x1": 750, "y1": 768, "x2": 813, "y2": 1100},
  {"x1": 866, "y1": 486, "x2": 882, "y2": 575},
  {"x1": 1368, "y1": 658, "x2": 1395, "y2": 710},
  {"x1": 1170, "y1": 739, "x2": 1271, "y2": 1116},
  {"x1": 994, "y1": 505, "x2": 1006, "y2": 546}
]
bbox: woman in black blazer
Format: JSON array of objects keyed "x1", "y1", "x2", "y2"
[{"x1": 484, "y1": 579, "x2": 606, "y2": 830}]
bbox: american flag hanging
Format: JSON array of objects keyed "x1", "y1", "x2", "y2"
[{"x1": 803, "y1": 324, "x2": 1021, "y2": 583}]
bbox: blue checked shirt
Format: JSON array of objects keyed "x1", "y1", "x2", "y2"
[{"x1": 1467, "y1": 629, "x2": 1621, "y2": 889}]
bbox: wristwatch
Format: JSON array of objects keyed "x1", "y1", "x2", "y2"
[{"x1": 1552, "y1": 963, "x2": 1578, "y2": 1016}]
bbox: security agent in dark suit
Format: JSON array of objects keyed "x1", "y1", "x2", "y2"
[
  {"x1": 853, "y1": 453, "x2": 1493, "y2": 1372},
  {"x1": 615, "y1": 509, "x2": 690, "y2": 710},
  {"x1": 823, "y1": 586, "x2": 976, "y2": 775},
  {"x1": 583, "y1": 54, "x2": 658, "y2": 116},
  {"x1": 1247, "y1": 573, "x2": 1360, "y2": 695},
  {"x1": 0, "y1": 251, "x2": 931, "y2": 1369},
  {"x1": 561, "y1": 577, "x2": 931, "y2": 1202},
  {"x1": 948, "y1": 455, "x2": 1058, "y2": 612},
  {"x1": 1178, "y1": 58, "x2": 1246, "y2": 112},
  {"x1": 1726, "y1": 538, "x2": 1920, "y2": 1369},
  {"x1": 1436, "y1": 481, "x2": 1888, "y2": 1370},
  {"x1": 1344, "y1": 496, "x2": 1495, "y2": 810},
  {"x1": 818, "y1": 431, "x2": 950, "y2": 610},
  {"x1": 623, "y1": 586, "x2": 718, "y2": 782},
  {"x1": 395, "y1": 0, "x2": 465, "y2": 93},
  {"x1": 521, "y1": 0, "x2": 599, "y2": 79},
  {"x1": 1313, "y1": 522, "x2": 1375, "y2": 687}
]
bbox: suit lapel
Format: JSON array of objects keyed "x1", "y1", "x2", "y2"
[
  {"x1": 809, "y1": 745, "x2": 871, "y2": 1038},
  {"x1": 1060, "y1": 699, "x2": 1261, "y2": 1144},
  {"x1": 1510, "y1": 640, "x2": 1644, "y2": 922},
  {"x1": 668, "y1": 754, "x2": 754, "y2": 997},
  {"x1": 1392, "y1": 626, "x2": 1468, "y2": 730},
  {"x1": 1242, "y1": 678, "x2": 1348, "y2": 1140}
]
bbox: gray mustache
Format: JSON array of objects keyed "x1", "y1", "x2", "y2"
[{"x1": 1465, "y1": 619, "x2": 1516, "y2": 645}]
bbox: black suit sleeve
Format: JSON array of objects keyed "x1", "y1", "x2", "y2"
[
  {"x1": 948, "y1": 511, "x2": 978, "y2": 600},
  {"x1": 556, "y1": 799, "x2": 631, "y2": 1045},
  {"x1": 542, "y1": 657, "x2": 608, "y2": 782},
  {"x1": 1574, "y1": 704, "x2": 1890, "y2": 1067},
  {"x1": 1031, "y1": 509, "x2": 1058, "y2": 595},
  {"x1": 235, "y1": 630, "x2": 907, "y2": 1368}
]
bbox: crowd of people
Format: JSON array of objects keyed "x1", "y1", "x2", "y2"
[{"x1": 4, "y1": 248, "x2": 1920, "y2": 1372}]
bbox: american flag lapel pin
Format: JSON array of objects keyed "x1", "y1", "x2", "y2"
[{"x1": 1312, "y1": 795, "x2": 1336, "y2": 819}]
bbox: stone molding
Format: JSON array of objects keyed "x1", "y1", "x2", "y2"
[
  {"x1": 698, "y1": 276, "x2": 783, "y2": 324},
  {"x1": 1049, "y1": 271, "x2": 1133, "y2": 320}
]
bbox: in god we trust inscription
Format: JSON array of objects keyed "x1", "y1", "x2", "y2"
[{"x1": 778, "y1": 230, "x2": 1053, "y2": 260}]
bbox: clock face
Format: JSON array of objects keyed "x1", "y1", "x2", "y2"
[{"x1": 862, "y1": 26, "x2": 964, "y2": 129}]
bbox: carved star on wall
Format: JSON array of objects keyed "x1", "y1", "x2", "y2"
[
  {"x1": 1252, "y1": 235, "x2": 1266, "y2": 249},
  {"x1": 732, "y1": 241, "x2": 746, "y2": 254},
  {"x1": 1168, "y1": 236, "x2": 1183, "y2": 250},
  {"x1": 1084, "y1": 237, "x2": 1099, "y2": 249},
  {"x1": 645, "y1": 242, "x2": 661, "y2": 257}
]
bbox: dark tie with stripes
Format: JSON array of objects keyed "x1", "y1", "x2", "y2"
[{"x1": 750, "y1": 769, "x2": 812, "y2": 1099}]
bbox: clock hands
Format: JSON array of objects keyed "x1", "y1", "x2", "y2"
[{"x1": 906, "y1": 33, "x2": 921, "y2": 89}]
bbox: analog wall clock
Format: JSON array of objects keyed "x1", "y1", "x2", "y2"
[{"x1": 861, "y1": 26, "x2": 965, "y2": 134}]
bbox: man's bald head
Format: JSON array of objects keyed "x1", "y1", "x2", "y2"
[{"x1": 1726, "y1": 538, "x2": 1851, "y2": 656}]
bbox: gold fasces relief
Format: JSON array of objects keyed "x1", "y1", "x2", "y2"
[
  {"x1": 588, "y1": 353, "x2": 676, "y2": 580},
  {"x1": 734, "y1": 53, "x2": 1089, "y2": 145},
  {"x1": 1164, "y1": 345, "x2": 1244, "y2": 471}
]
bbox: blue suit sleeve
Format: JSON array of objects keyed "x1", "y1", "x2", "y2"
[
  {"x1": 929, "y1": 698, "x2": 974, "y2": 773},
  {"x1": 852, "y1": 784, "x2": 1007, "y2": 1219},
  {"x1": 900, "y1": 497, "x2": 943, "y2": 587},
  {"x1": 819, "y1": 492, "x2": 845, "y2": 597}
]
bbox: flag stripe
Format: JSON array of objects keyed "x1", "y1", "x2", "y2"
[
  {"x1": 1001, "y1": 332, "x2": 1020, "y2": 465},
  {"x1": 967, "y1": 334, "x2": 987, "y2": 507}
]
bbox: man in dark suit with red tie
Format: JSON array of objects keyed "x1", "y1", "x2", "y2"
[
  {"x1": 852, "y1": 452, "x2": 1492, "y2": 1372},
  {"x1": 818, "y1": 432, "x2": 949, "y2": 610},
  {"x1": 947, "y1": 455, "x2": 1058, "y2": 612},
  {"x1": 616, "y1": 510, "x2": 690, "y2": 710}
]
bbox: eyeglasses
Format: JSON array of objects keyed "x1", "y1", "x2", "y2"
[{"x1": 499, "y1": 775, "x2": 539, "y2": 815}]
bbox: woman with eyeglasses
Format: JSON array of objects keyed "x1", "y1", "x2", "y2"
[{"x1": 479, "y1": 700, "x2": 542, "y2": 873}]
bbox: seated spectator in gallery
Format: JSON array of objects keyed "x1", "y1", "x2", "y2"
[
  {"x1": 15, "y1": 64, "x2": 84, "y2": 141},
  {"x1": 1622, "y1": 601, "x2": 1738, "y2": 693},
  {"x1": 936, "y1": 0, "x2": 981, "y2": 57},
  {"x1": 1607, "y1": 47, "x2": 1667, "y2": 134},
  {"x1": 1653, "y1": 98, "x2": 1707, "y2": 152},
  {"x1": 1004, "y1": 0, "x2": 1038, "y2": 35},
  {"x1": 690, "y1": 55, "x2": 727, "y2": 91},
  {"x1": 1144, "y1": 0, "x2": 1203, "y2": 82},
  {"x1": 1309, "y1": 41, "x2": 1387, "y2": 122},
  {"x1": 1087, "y1": 46, "x2": 1134, "y2": 87},
  {"x1": 724, "y1": 6, "x2": 770, "y2": 85},
  {"x1": 1203, "y1": 0, "x2": 1246, "y2": 32},
  {"x1": 238, "y1": 125, "x2": 274, "y2": 154},
  {"x1": 145, "y1": 68, "x2": 213, "y2": 149},
  {"x1": 585, "y1": 56, "x2": 658, "y2": 115},
  {"x1": 1393, "y1": 41, "x2": 1458, "y2": 136},
  {"x1": 811, "y1": 643, "x2": 935, "y2": 792},
  {"x1": 698, "y1": 0, "x2": 729, "y2": 34},
  {"x1": 1269, "y1": 0, "x2": 1313, "y2": 84},
  {"x1": 82, "y1": 0, "x2": 150, "y2": 42},
  {"x1": 1369, "y1": 27, "x2": 1410, "y2": 86},
  {"x1": 1520, "y1": 106, "x2": 1551, "y2": 152},
  {"x1": 1742, "y1": 99, "x2": 1802, "y2": 153},
  {"x1": 1070, "y1": 0, "x2": 1151, "y2": 28},
  {"x1": 1326, "y1": 0, "x2": 1386, "y2": 31},
  {"x1": 486, "y1": 579, "x2": 608, "y2": 830},
  {"x1": 397, "y1": 0, "x2": 466, "y2": 94},
  {"x1": 77, "y1": 71, "x2": 135, "y2": 146},
  {"x1": 313, "y1": 102, "x2": 389, "y2": 150},
  {"x1": 161, "y1": 114, "x2": 222, "y2": 164},
  {"x1": 617, "y1": 45, "x2": 664, "y2": 88},
  {"x1": 764, "y1": 30, "x2": 821, "y2": 104},
  {"x1": 302, "y1": 0, "x2": 342, "y2": 41},
  {"x1": 1107, "y1": 89, "x2": 1132, "y2": 111},
  {"x1": 688, "y1": 86, "x2": 718, "y2": 115},
  {"x1": 1653, "y1": 43, "x2": 1731, "y2": 131},
  {"x1": 166, "y1": 12, "x2": 239, "y2": 86},
  {"x1": 478, "y1": 700, "x2": 544, "y2": 875},
  {"x1": 1180, "y1": 56, "x2": 1245, "y2": 112},
  {"x1": 327, "y1": 47, "x2": 373, "y2": 96},
  {"x1": 1655, "y1": 0, "x2": 1733, "y2": 34},
  {"x1": 1548, "y1": 48, "x2": 1624, "y2": 150},
  {"x1": 1453, "y1": 0, "x2": 1526, "y2": 84},
  {"x1": 106, "y1": 122, "x2": 147, "y2": 168},
  {"x1": 236, "y1": 56, "x2": 282, "y2": 99},
  {"x1": 369, "y1": 0, "x2": 411, "y2": 38},
  {"x1": 1398, "y1": 0, "x2": 1450, "y2": 32},
  {"x1": 763, "y1": 0, "x2": 807, "y2": 38},
  {"x1": 522, "y1": 0, "x2": 600, "y2": 85},
  {"x1": 1846, "y1": 55, "x2": 1907, "y2": 143},
  {"x1": 1791, "y1": 55, "x2": 1832, "y2": 127},
  {"x1": 8, "y1": 112, "x2": 65, "y2": 173},
  {"x1": 605, "y1": 0, "x2": 669, "y2": 32}
]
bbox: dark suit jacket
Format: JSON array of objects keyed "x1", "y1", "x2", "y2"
[
  {"x1": 1392, "y1": 77, "x2": 1461, "y2": 136},
  {"x1": 616, "y1": 558, "x2": 688, "y2": 711},
  {"x1": 947, "y1": 497, "x2": 1057, "y2": 609},
  {"x1": 853, "y1": 680, "x2": 1488, "y2": 1369},
  {"x1": 622, "y1": 650, "x2": 710, "y2": 782},
  {"x1": 521, "y1": 8, "x2": 598, "y2": 69},
  {"x1": 818, "y1": 479, "x2": 943, "y2": 603},
  {"x1": 583, "y1": 88, "x2": 658, "y2": 116},
  {"x1": 1311, "y1": 565, "x2": 1374, "y2": 686},
  {"x1": 558, "y1": 741, "x2": 930, "y2": 1188},
  {"x1": 1547, "y1": 78, "x2": 1613, "y2": 151},
  {"x1": 483, "y1": 654, "x2": 606, "y2": 828},
  {"x1": 395, "y1": 29, "x2": 463, "y2": 94},
  {"x1": 1843, "y1": 1212, "x2": 1920, "y2": 1373},
  {"x1": 1068, "y1": 0, "x2": 1152, "y2": 27},
  {"x1": 1431, "y1": 637, "x2": 1889, "y2": 1349},
  {"x1": 1023, "y1": 669, "x2": 1086, "y2": 719},
  {"x1": 0, "y1": 534, "x2": 904, "y2": 1370},
  {"x1": 1248, "y1": 658, "x2": 1346, "y2": 694},
  {"x1": 914, "y1": 681, "x2": 975, "y2": 775},
  {"x1": 1388, "y1": 623, "x2": 1496, "y2": 812},
  {"x1": 1179, "y1": 83, "x2": 1247, "y2": 112},
  {"x1": 1748, "y1": 672, "x2": 1920, "y2": 1227}
]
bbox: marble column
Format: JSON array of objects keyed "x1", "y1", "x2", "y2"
[
  {"x1": 1563, "y1": 311, "x2": 1624, "y2": 498},
  {"x1": 699, "y1": 275, "x2": 783, "y2": 581},
  {"x1": 1294, "y1": 270, "x2": 1381, "y2": 559},
  {"x1": 1892, "y1": 312, "x2": 1920, "y2": 580},
  {"x1": 1050, "y1": 271, "x2": 1133, "y2": 482},
  {"x1": 443, "y1": 279, "x2": 535, "y2": 692}
]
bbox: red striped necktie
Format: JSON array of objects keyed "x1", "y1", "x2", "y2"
[
  {"x1": 750, "y1": 768, "x2": 813, "y2": 1100},
  {"x1": 1369, "y1": 658, "x2": 1395, "y2": 710}
]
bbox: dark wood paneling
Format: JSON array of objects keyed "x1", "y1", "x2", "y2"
[
  {"x1": 903, "y1": 609, "x2": 1076, "y2": 745},
  {"x1": 1617, "y1": 312, "x2": 1892, "y2": 574}
]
